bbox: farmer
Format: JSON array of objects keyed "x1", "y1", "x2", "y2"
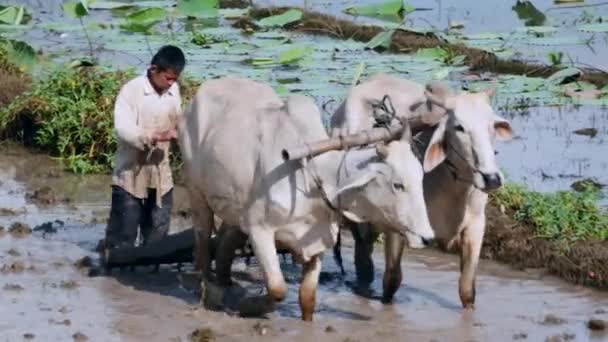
[{"x1": 101, "y1": 45, "x2": 186, "y2": 251}]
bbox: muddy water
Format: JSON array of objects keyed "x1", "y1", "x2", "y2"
[{"x1": 2, "y1": 146, "x2": 608, "y2": 341}]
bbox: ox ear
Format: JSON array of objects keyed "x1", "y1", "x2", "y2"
[
  {"x1": 422, "y1": 117, "x2": 447, "y2": 172},
  {"x1": 494, "y1": 115, "x2": 513, "y2": 141}
]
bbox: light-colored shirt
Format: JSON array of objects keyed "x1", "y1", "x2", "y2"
[{"x1": 112, "y1": 74, "x2": 182, "y2": 207}]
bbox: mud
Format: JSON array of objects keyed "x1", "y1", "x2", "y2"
[{"x1": 1, "y1": 147, "x2": 608, "y2": 341}]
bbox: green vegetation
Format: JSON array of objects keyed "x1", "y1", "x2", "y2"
[
  {"x1": 0, "y1": 62, "x2": 200, "y2": 174},
  {"x1": 0, "y1": 67, "x2": 133, "y2": 173},
  {"x1": 491, "y1": 183, "x2": 608, "y2": 243}
]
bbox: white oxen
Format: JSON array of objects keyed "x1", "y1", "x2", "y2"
[
  {"x1": 177, "y1": 77, "x2": 435, "y2": 321},
  {"x1": 330, "y1": 74, "x2": 514, "y2": 308}
]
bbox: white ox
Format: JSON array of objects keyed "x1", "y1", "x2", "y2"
[
  {"x1": 177, "y1": 77, "x2": 435, "y2": 321},
  {"x1": 330, "y1": 74, "x2": 513, "y2": 308}
]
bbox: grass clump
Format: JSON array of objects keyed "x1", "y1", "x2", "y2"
[
  {"x1": 490, "y1": 182, "x2": 608, "y2": 243},
  {"x1": 0, "y1": 67, "x2": 135, "y2": 173},
  {"x1": 0, "y1": 65, "x2": 201, "y2": 174}
]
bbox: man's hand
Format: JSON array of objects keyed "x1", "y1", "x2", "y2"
[{"x1": 151, "y1": 128, "x2": 177, "y2": 143}]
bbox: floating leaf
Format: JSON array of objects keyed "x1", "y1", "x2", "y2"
[
  {"x1": 344, "y1": 0, "x2": 415, "y2": 18},
  {"x1": 515, "y1": 26, "x2": 558, "y2": 36},
  {"x1": 120, "y1": 7, "x2": 166, "y2": 33},
  {"x1": 365, "y1": 29, "x2": 395, "y2": 50},
  {"x1": 547, "y1": 67, "x2": 582, "y2": 85},
  {"x1": 415, "y1": 47, "x2": 448, "y2": 61},
  {"x1": 432, "y1": 67, "x2": 451, "y2": 80},
  {"x1": 0, "y1": 5, "x2": 28, "y2": 25},
  {"x1": 177, "y1": 0, "x2": 219, "y2": 19},
  {"x1": 578, "y1": 23, "x2": 608, "y2": 32},
  {"x1": 220, "y1": 7, "x2": 250, "y2": 19},
  {"x1": 275, "y1": 84, "x2": 290, "y2": 95},
  {"x1": 88, "y1": 1, "x2": 137, "y2": 10},
  {"x1": 258, "y1": 9, "x2": 303, "y2": 27},
  {"x1": 464, "y1": 32, "x2": 503, "y2": 40},
  {"x1": 523, "y1": 36, "x2": 587, "y2": 45},
  {"x1": 63, "y1": 0, "x2": 90, "y2": 18},
  {"x1": 352, "y1": 61, "x2": 366, "y2": 86},
  {"x1": 0, "y1": 37, "x2": 37, "y2": 71},
  {"x1": 278, "y1": 46, "x2": 312, "y2": 65},
  {"x1": 243, "y1": 57, "x2": 275, "y2": 66}
]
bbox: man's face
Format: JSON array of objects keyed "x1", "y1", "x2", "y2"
[{"x1": 148, "y1": 66, "x2": 179, "y2": 93}]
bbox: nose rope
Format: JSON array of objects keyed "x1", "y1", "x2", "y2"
[{"x1": 444, "y1": 139, "x2": 483, "y2": 190}]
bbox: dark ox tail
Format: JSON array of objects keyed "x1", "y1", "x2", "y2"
[{"x1": 333, "y1": 224, "x2": 345, "y2": 276}]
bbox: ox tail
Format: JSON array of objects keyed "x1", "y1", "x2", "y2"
[{"x1": 333, "y1": 221, "x2": 345, "y2": 276}]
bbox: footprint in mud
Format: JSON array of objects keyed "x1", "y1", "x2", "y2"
[
  {"x1": 513, "y1": 332, "x2": 528, "y2": 340},
  {"x1": 542, "y1": 314, "x2": 566, "y2": 325},
  {"x1": 3, "y1": 283, "x2": 24, "y2": 292},
  {"x1": 49, "y1": 318, "x2": 71, "y2": 326},
  {"x1": 8, "y1": 222, "x2": 32, "y2": 238},
  {"x1": 7, "y1": 248, "x2": 21, "y2": 257},
  {"x1": 1, "y1": 261, "x2": 26, "y2": 274},
  {"x1": 25, "y1": 186, "x2": 62, "y2": 206},
  {"x1": 0, "y1": 207, "x2": 25, "y2": 216},
  {"x1": 189, "y1": 327, "x2": 216, "y2": 342},
  {"x1": 72, "y1": 332, "x2": 88, "y2": 341},
  {"x1": 252, "y1": 322, "x2": 270, "y2": 336},
  {"x1": 23, "y1": 333, "x2": 35, "y2": 340},
  {"x1": 588, "y1": 318, "x2": 607, "y2": 331},
  {"x1": 59, "y1": 280, "x2": 79, "y2": 290}
]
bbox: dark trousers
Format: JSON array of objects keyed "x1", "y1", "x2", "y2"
[{"x1": 104, "y1": 185, "x2": 173, "y2": 248}]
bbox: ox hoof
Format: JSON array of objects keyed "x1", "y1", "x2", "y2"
[
  {"x1": 462, "y1": 303, "x2": 476, "y2": 311},
  {"x1": 237, "y1": 295, "x2": 276, "y2": 318},
  {"x1": 381, "y1": 295, "x2": 395, "y2": 305},
  {"x1": 201, "y1": 280, "x2": 227, "y2": 311}
]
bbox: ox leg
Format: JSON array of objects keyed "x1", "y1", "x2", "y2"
[
  {"x1": 459, "y1": 216, "x2": 485, "y2": 310},
  {"x1": 237, "y1": 227, "x2": 286, "y2": 317},
  {"x1": 382, "y1": 232, "x2": 405, "y2": 304},
  {"x1": 189, "y1": 190, "x2": 221, "y2": 309},
  {"x1": 299, "y1": 254, "x2": 322, "y2": 321},
  {"x1": 215, "y1": 224, "x2": 248, "y2": 286},
  {"x1": 350, "y1": 221, "x2": 378, "y2": 295},
  {"x1": 190, "y1": 191, "x2": 214, "y2": 278}
]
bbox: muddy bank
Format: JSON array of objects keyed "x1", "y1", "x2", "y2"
[
  {"x1": 0, "y1": 49, "x2": 32, "y2": 108},
  {"x1": 483, "y1": 204, "x2": 608, "y2": 289},
  {"x1": 245, "y1": 6, "x2": 608, "y2": 87}
]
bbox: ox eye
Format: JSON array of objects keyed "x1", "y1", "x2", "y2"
[
  {"x1": 455, "y1": 124, "x2": 465, "y2": 132},
  {"x1": 393, "y1": 182, "x2": 405, "y2": 191}
]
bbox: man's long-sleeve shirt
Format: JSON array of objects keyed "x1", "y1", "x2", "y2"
[{"x1": 112, "y1": 74, "x2": 182, "y2": 207}]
